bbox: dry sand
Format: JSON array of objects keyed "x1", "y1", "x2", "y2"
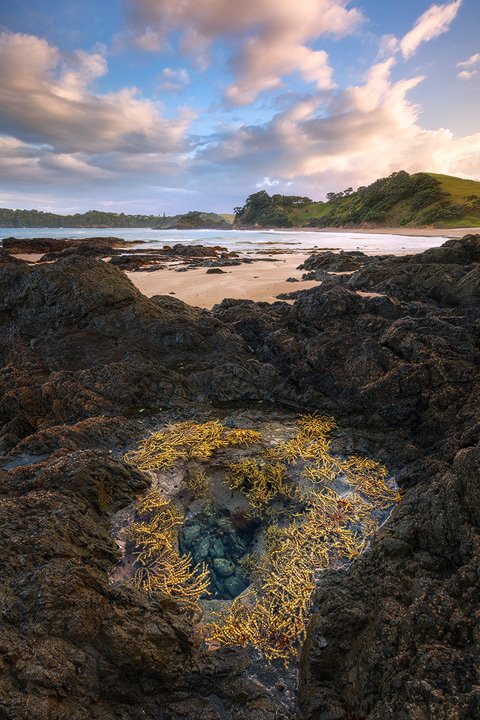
[
  {"x1": 13, "y1": 253, "x2": 46, "y2": 262},
  {"x1": 127, "y1": 253, "x2": 318, "y2": 308},
  {"x1": 9, "y1": 225, "x2": 479, "y2": 309}
]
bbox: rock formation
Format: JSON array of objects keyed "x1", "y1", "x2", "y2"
[{"x1": 0, "y1": 236, "x2": 479, "y2": 719}]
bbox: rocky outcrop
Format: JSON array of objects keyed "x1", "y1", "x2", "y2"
[
  {"x1": 299, "y1": 250, "x2": 370, "y2": 279},
  {"x1": 299, "y1": 443, "x2": 480, "y2": 720},
  {"x1": 345, "y1": 234, "x2": 480, "y2": 306},
  {"x1": 1, "y1": 235, "x2": 479, "y2": 719},
  {"x1": 0, "y1": 257, "x2": 279, "y2": 454},
  {"x1": 213, "y1": 281, "x2": 479, "y2": 453},
  {"x1": 1, "y1": 451, "x2": 289, "y2": 720},
  {"x1": 1, "y1": 236, "x2": 131, "y2": 254}
]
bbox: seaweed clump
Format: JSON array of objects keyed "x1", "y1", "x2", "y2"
[
  {"x1": 125, "y1": 489, "x2": 210, "y2": 609},
  {"x1": 123, "y1": 415, "x2": 401, "y2": 663},
  {"x1": 206, "y1": 415, "x2": 401, "y2": 664},
  {"x1": 226, "y1": 458, "x2": 292, "y2": 515},
  {"x1": 124, "y1": 420, "x2": 260, "y2": 471}
]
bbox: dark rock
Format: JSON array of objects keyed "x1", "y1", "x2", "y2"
[
  {"x1": 168, "y1": 243, "x2": 225, "y2": 257},
  {"x1": 2, "y1": 236, "x2": 130, "y2": 254},
  {"x1": 0, "y1": 450, "x2": 284, "y2": 719},
  {"x1": 183, "y1": 524, "x2": 202, "y2": 545},
  {"x1": 0, "y1": 257, "x2": 279, "y2": 452},
  {"x1": 224, "y1": 575, "x2": 248, "y2": 598},
  {"x1": 0, "y1": 249, "x2": 27, "y2": 264},
  {"x1": 2, "y1": 236, "x2": 69, "y2": 253},
  {"x1": 298, "y1": 250, "x2": 369, "y2": 280},
  {"x1": 41, "y1": 243, "x2": 125, "y2": 261},
  {"x1": 109, "y1": 253, "x2": 167, "y2": 270},
  {"x1": 206, "y1": 268, "x2": 227, "y2": 274},
  {"x1": 210, "y1": 538, "x2": 226, "y2": 557},
  {"x1": 299, "y1": 443, "x2": 480, "y2": 720},
  {"x1": 1, "y1": 234, "x2": 479, "y2": 718},
  {"x1": 344, "y1": 234, "x2": 480, "y2": 306}
]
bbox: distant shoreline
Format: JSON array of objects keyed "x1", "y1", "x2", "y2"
[{"x1": 1, "y1": 225, "x2": 479, "y2": 238}]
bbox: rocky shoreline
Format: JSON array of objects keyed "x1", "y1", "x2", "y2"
[{"x1": 0, "y1": 236, "x2": 479, "y2": 719}]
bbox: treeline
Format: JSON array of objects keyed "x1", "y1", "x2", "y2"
[
  {"x1": 0, "y1": 208, "x2": 166, "y2": 228},
  {"x1": 233, "y1": 193, "x2": 312, "y2": 228},
  {"x1": 310, "y1": 171, "x2": 448, "y2": 226}
]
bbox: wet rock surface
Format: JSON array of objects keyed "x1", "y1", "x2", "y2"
[
  {"x1": 0, "y1": 236, "x2": 479, "y2": 718},
  {"x1": 299, "y1": 249, "x2": 371, "y2": 279},
  {"x1": 1, "y1": 235, "x2": 132, "y2": 254}
]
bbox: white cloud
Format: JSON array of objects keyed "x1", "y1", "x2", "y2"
[
  {"x1": 198, "y1": 59, "x2": 480, "y2": 198},
  {"x1": 456, "y1": 52, "x2": 480, "y2": 79},
  {"x1": 457, "y1": 69, "x2": 477, "y2": 80},
  {"x1": 257, "y1": 177, "x2": 280, "y2": 188},
  {"x1": 457, "y1": 52, "x2": 480, "y2": 68},
  {"x1": 125, "y1": 0, "x2": 363, "y2": 104},
  {"x1": 158, "y1": 67, "x2": 190, "y2": 92},
  {"x1": 0, "y1": 31, "x2": 193, "y2": 155},
  {"x1": 400, "y1": 0, "x2": 462, "y2": 59}
]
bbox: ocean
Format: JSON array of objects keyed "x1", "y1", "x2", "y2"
[{"x1": 0, "y1": 227, "x2": 449, "y2": 255}]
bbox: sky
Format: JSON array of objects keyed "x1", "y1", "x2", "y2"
[{"x1": 0, "y1": 0, "x2": 479, "y2": 214}]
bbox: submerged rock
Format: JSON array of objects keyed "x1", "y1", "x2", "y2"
[
  {"x1": 224, "y1": 574, "x2": 248, "y2": 597},
  {"x1": 213, "y1": 558, "x2": 236, "y2": 577}
]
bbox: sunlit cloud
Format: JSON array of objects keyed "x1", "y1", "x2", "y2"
[
  {"x1": 198, "y1": 59, "x2": 480, "y2": 198},
  {"x1": 400, "y1": 0, "x2": 462, "y2": 59},
  {"x1": 158, "y1": 67, "x2": 190, "y2": 93},
  {"x1": 0, "y1": 31, "x2": 193, "y2": 155},
  {"x1": 456, "y1": 52, "x2": 480, "y2": 80},
  {"x1": 125, "y1": 0, "x2": 363, "y2": 103},
  {"x1": 0, "y1": 0, "x2": 476, "y2": 214}
]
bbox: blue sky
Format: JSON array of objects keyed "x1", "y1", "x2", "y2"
[{"x1": 0, "y1": 0, "x2": 478, "y2": 213}]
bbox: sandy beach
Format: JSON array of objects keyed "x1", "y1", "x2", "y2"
[
  {"x1": 127, "y1": 252, "x2": 318, "y2": 307},
  {"x1": 8, "y1": 224, "x2": 480, "y2": 309}
]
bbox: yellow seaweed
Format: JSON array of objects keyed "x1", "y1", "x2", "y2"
[
  {"x1": 127, "y1": 488, "x2": 210, "y2": 609},
  {"x1": 122, "y1": 416, "x2": 401, "y2": 662}
]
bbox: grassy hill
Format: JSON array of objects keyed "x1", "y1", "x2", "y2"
[{"x1": 234, "y1": 171, "x2": 480, "y2": 229}]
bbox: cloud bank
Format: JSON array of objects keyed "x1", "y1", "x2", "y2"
[
  {"x1": 198, "y1": 59, "x2": 480, "y2": 199},
  {"x1": 126, "y1": 0, "x2": 363, "y2": 104},
  {"x1": 0, "y1": 1, "x2": 477, "y2": 213}
]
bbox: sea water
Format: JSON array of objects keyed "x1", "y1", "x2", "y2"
[{"x1": 0, "y1": 227, "x2": 449, "y2": 255}]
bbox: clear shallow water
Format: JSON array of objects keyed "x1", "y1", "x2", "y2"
[{"x1": 0, "y1": 227, "x2": 449, "y2": 254}]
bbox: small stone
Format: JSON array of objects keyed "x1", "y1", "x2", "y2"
[
  {"x1": 216, "y1": 517, "x2": 234, "y2": 533},
  {"x1": 182, "y1": 524, "x2": 201, "y2": 545},
  {"x1": 224, "y1": 575, "x2": 248, "y2": 597},
  {"x1": 212, "y1": 558, "x2": 235, "y2": 578},
  {"x1": 195, "y1": 537, "x2": 210, "y2": 560},
  {"x1": 211, "y1": 538, "x2": 225, "y2": 558},
  {"x1": 234, "y1": 566, "x2": 247, "y2": 580}
]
